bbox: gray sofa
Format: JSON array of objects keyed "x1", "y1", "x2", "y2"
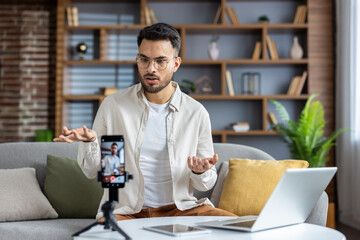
[{"x1": 0, "y1": 142, "x2": 328, "y2": 240}]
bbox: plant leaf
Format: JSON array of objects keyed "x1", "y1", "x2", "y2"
[{"x1": 269, "y1": 99, "x2": 290, "y2": 122}]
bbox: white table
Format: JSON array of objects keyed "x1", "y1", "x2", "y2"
[{"x1": 73, "y1": 216, "x2": 346, "y2": 240}]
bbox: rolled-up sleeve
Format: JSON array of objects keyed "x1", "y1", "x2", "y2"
[
  {"x1": 77, "y1": 140, "x2": 101, "y2": 179},
  {"x1": 190, "y1": 166, "x2": 217, "y2": 191},
  {"x1": 77, "y1": 98, "x2": 108, "y2": 179}
]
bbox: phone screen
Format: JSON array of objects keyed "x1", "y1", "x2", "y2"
[{"x1": 100, "y1": 135, "x2": 125, "y2": 188}]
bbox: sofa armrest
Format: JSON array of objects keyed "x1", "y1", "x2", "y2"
[{"x1": 305, "y1": 191, "x2": 328, "y2": 226}]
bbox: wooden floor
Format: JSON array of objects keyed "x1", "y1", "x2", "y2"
[{"x1": 336, "y1": 222, "x2": 360, "y2": 240}]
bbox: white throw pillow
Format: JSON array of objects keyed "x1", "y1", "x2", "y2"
[
  {"x1": 210, "y1": 162, "x2": 229, "y2": 207},
  {"x1": 0, "y1": 168, "x2": 58, "y2": 222}
]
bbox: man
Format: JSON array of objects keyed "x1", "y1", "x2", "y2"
[
  {"x1": 101, "y1": 143, "x2": 121, "y2": 175},
  {"x1": 54, "y1": 23, "x2": 236, "y2": 220}
]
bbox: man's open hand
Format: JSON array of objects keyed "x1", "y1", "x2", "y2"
[
  {"x1": 53, "y1": 125, "x2": 97, "y2": 143},
  {"x1": 187, "y1": 154, "x2": 218, "y2": 174}
]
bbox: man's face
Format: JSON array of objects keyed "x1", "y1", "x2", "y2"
[
  {"x1": 137, "y1": 39, "x2": 181, "y2": 94},
  {"x1": 111, "y1": 145, "x2": 117, "y2": 155}
]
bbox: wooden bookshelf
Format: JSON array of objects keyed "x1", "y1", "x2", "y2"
[
  {"x1": 55, "y1": 0, "x2": 332, "y2": 145},
  {"x1": 56, "y1": 0, "x2": 312, "y2": 139}
]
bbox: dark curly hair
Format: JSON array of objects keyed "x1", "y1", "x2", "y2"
[{"x1": 137, "y1": 23, "x2": 181, "y2": 56}]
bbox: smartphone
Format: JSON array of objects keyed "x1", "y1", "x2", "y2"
[
  {"x1": 143, "y1": 224, "x2": 211, "y2": 237},
  {"x1": 100, "y1": 135, "x2": 125, "y2": 188}
]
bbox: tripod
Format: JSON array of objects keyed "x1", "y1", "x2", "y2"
[{"x1": 73, "y1": 173, "x2": 133, "y2": 239}]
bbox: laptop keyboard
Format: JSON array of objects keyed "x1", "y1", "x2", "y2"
[{"x1": 224, "y1": 220, "x2": 256, "y2": 228}]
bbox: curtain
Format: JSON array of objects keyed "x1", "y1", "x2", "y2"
[{"x1": 336, "y1": 0, "x2": 360, "y2": 230}]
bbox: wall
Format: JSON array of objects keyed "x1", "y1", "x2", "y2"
[{"x1": 0, "y1": 4, "x2": 56, "y2": 142}]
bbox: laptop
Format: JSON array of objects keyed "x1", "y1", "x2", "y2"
[{"x1": 197, "y1": 167, "x2": 337, "y2": 232}]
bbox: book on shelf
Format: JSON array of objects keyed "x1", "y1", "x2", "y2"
[
  {"x1": 287, "y1": 71, "x2": 307, "y2": 95},
  {"x1": 299, "y1": 5, "x2": 307, "y2": 24},
  {"x1": 225, "y1": 70, "x2": 235, "y2": 96},
  {"x1": 225, "y1": 6, "x2": 240, "y2": 24},
  {"x1": 149, "y1": 8, "x2": 158, "y2": 24},
  {"x1": 213, "y1": 5, "x2": 222, "y2": 24},
  {"x1": 266, "y1": 36, "x2": 279, "y2": 60},
  {"x1": 66, "y1": 7, "x2": 79, "y2": 26},
  {"x1": 66, "y1": 7, "x2": 73, "y2": 26},
  {"x1": 293, "y1": 5, "x2": 307, "y2": 24},
  {"x1": 213, "y1": 6, "x2": 240, "y2": 25},
  {"x1": 294, "y1": 71, "x2": 308, "y2": 95},
  {"x1": 144, "y1": 6, "x2": 158, "y2": 25},
  {"x1": 287, "y1": 76, "x2": 301, "y2": 95},
  {"x1": 229, "y1": 122, "x2": 250, "y2": 132},
  {"x1": 72, "y1": 7, "x2": 79, "y2": 26},
  {"x1": 251, "y1": 41, "x2": 262, "y2": 60},
  {"x1": 293, "y1": 6, "x2": 301, "y2": 24},
  {"x1": 267, "y1": 112, "x2": 278, "y2": 125},
  {"x1": 144, "y1": 6, "x2": 151, "y2": 25},
  {"x1": 101, "y1": 87, "x2": 118, "y2": 97},
  {"x1": 271, "y1": 41, "x2": 279, "y2": 59}
]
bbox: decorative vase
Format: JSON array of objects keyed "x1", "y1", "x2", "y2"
[
  {"x1": 208, "y1": 42, "x2": 219, "y2": 60},
  {"x1": 289, "y1": 37, "x2": 303, "y2": 59}
]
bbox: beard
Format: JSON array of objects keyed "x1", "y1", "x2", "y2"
[{"x1": 139, "y1": 72, "x2": 173, "y2": 94}]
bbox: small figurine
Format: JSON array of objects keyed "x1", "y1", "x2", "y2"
[{"x1": 76, "y1": 42, "x2": 87, "y2": 60}]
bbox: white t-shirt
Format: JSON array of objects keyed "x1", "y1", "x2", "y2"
[
  {"x1": 102, "y1": 155, "x2": 120, "y2": 175},
  {"x1": 139, "y1": 100, "x2": 174, "y2": 208}
]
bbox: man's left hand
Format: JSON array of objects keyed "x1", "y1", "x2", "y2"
[{"x1": 187, "y1": 154, "x2": 218, "y2": 174}]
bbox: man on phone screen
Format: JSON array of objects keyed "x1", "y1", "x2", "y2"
[
  {"x1": 54, "y1": 23, "x2": 237, "y2": 221},
  {"x1": 101, "y1": 143, "x2": 121, "y2": 175}
]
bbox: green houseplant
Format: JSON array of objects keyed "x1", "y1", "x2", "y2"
[
  {"x1": 258, "y1": 15, "x2": 270, "y2": 23},
  {"x1": 269, "y1": 94, "x2": 348, "y2": 167},
  {"x1": 179, "y1": 79, "x2": 196, "y2": 94}
]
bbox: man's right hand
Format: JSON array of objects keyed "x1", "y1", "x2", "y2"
[{"x1": 53, "y1": 125, "x2": 97, "y2": 143}]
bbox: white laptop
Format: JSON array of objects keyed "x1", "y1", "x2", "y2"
[{"x1": 197, "y1": 167, "x2": 337, "y2": 232}]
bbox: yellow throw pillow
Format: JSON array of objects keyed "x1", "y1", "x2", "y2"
[{"x1": 218, "y1": 159, "x2": 309, "y2": 216}]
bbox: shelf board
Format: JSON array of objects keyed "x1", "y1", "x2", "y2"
[
  {"x1": 183, "y1": 59, "x2": 309, "y2": 65},
  {"x1": 192, "y1": 94, "x2": 309, "y2": 100},
  {"x1": 212, "y1": 130, "x2": 277, "y2": 136},
  {"x1": 266, "y1": 23, "x2": 308, "y2": 29},
  {"x1": 66, "y1": 24, "x2": 145, "y2": 30},
  {"x1": 65, "y1": 23, "x2": 307, "y2": 31},
  {"x1": 64, "y1": 60, "x2": 136, "y2": 65},
  {"x1": 63, "y1": 95, "x2": 105, "y2": 101}
]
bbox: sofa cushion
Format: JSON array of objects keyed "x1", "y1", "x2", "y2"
[
  {"x1": 0, "y1": 168, "x2": 58, "y2": 222},
  {"x1": 44, "y1": 154, "x2": 103, "y2": 218},
  {"x1": 218, "y1": 159, "x2": 309, "y2": 216}
]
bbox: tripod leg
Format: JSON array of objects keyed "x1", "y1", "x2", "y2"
[
  {"x1": 108, "y1": 218, "x2": 132, "y2": 240},
  {"x1": 72, "y1": 222, "x2": 103, "y2": 237}
]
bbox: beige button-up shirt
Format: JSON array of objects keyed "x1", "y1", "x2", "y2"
[{"x1": 77, "y1": 82, "x2": 217, "y2": 219}]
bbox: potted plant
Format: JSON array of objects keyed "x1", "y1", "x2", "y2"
[
  {"x1": 258, "y1": 15, "x2": 269, "y2": 24},
  {"x1": 179, "y1": 79, "x2": 196, "y2": 94},
  {"x1": 269, "y1": 94, "x2": 348, "y2": 167}
]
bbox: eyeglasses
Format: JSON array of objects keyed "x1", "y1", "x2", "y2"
[{"x1": 136, "y1": 56, "x2": 176, "y2": 71}]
